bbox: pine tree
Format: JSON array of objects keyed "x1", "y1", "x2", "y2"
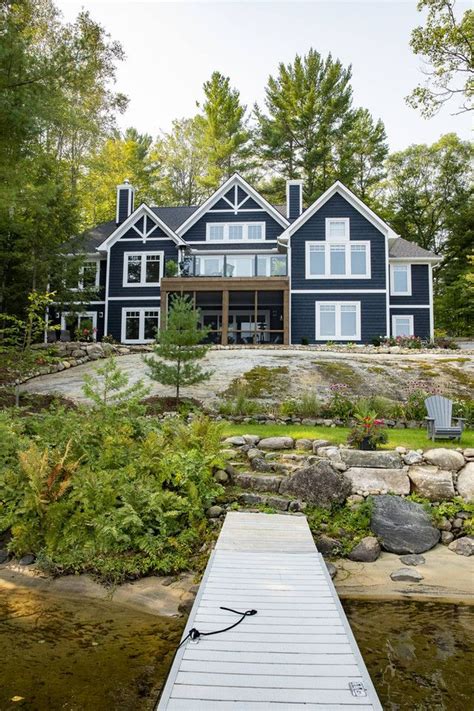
[
  {"x1": 197, "y1": 71, "x2": 252, "y2": 190},
  {"x1": 144, "y1": 296, "x2": 212, "y2": 407}
]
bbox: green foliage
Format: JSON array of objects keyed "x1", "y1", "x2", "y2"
[
  {"x1": 164, "y1": 259, "x2": 179, "y2": 277},
  {"x1": 407, "y1": 0, "x2": 473, "y2": 116},
  {"x1": 0, "y1": 406, "x2": 224, "y2": 584},
  {"x1": 144, "y1": 296, "x2": 212, "y2": 406},
  {"x1": 82, "y1": 358, "x2": 150, "y2": 413},
  {"x1": 407, "y1": 494, "x2": 474, "y2": 531},
  {"x1": 218, "y1": 394, "x2": 264, "y2": 417},
  {"x1": 347, "y1": 404, "x2": 388, "y2": 449},
  {"x1": 306, "y1": 500, "x2": 374, "y2": 556},
  {"x1": 226, "y1": 366, "x2": 289, "y2": 399},
  {"x1": 279, "y1": 394, "x2": 321, "y2": 418},
  {"x1": 322, "y1": 384, "x2": 355, "y2": 422}
]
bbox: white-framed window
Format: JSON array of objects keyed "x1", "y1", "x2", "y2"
[
  {"x1": 306, "y1": 241, "x2": 370, "y2": 279},
  {"x1": 195, "y1": 255, "x2": 224, "y2": 276},
  {"x1": 392, "y1": 314, "x2": 414, "y2": 338},
  {"x1": 61, "y1": 311, "x2": 98, "y2": 340},
  {"x1": 390, "y1": 263, "x2": 412, "y2": 295},
  {"x1": 121, "y1": 307, "x2": 160, "y2": 343},
  {"x1": 80, "y1": 260, "x2": 100, "y2": 289},
  {"x1": 326, "y1": 218, "x2": 350, "y2": 241},
  {"x1": 315, "y1": 301, "x2": 361, "y2": 341},
  {"x1": 206, "y1": 222, "x2": 265, "y2": 242},
  {"x1": 123, "y1": 251, "x2": 164, "y2": 286}
]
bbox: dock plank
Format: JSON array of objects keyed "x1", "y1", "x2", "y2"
[{"x1": 157, "y1": 512, "x2": 382, "y2": 710}]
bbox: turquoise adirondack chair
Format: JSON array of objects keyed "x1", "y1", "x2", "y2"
[{"x1": 424, "y1": 395, "x2": 465, "y2": 441}]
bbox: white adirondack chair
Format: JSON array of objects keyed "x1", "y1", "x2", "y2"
[{"x1": 424, "y1": 395, "x2": 465, "y2": 441}]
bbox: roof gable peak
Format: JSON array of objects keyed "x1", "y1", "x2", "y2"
[{"x1": 97, "y1": 203, "x2": 185, "y2": 251}]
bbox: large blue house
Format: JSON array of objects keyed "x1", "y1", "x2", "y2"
[{"x1": 57, "y1": 174, "x2": 439, "y2": 345}]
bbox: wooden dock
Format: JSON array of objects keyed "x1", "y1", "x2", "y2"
[{"x1": 157, "y1": 512, "x2": 382, "y2": 710}]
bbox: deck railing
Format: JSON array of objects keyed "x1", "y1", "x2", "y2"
[{"x1": 180, "y1": 254, "x2": 287, "y2": 278}]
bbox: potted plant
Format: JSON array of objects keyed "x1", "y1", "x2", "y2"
[{"x1": 347, "y1": 405, "x2": 388, "y2": 451}]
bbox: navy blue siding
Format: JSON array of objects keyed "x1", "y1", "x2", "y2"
[
  {"x1": 290, "y1": 193, "x2": 387, "y2": 290},
  {"x1": 390, "y1": 307, "x2": 430, "y2": 339},
  {"x1": 189, "y1": 243, "x2": 278, "y2": 253},
  {"x1": 108, "y1": 239, "x2": 179, "y2": 298},
  {"x1": 107, "y1": 299, "x2": 161, "y2": 341},
  {"x1": 117, "y1": 188, "x2": 133, "y2": 223},
  {"x1": 288, "y1": 184, "x2": 302, "y2": 220},
  {"x1": 390, "y1": 264, "x2": 430, "y2": 305},
  {"x1": 183, "y1": 210, "x2": 284, "y2": 243},
  {"x1": 291, "y1": 292, "x2": 387, "y2": 345}
]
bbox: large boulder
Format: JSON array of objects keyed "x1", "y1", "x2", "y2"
[
  {"x1": 258, "y1": 436, "x2": 294, "y2": 450},
  {"x1": 390, "y1": 568, "x2": 424, "y2": 582},
  {"x1": 423, "y1": 448, "x2": 465, "y2": 472},
  {"x1": 344, "y1": 467, "x2": 410, "y2": 496},
  {"x1": 348, "y1": 537, "x2": 381, "y2": 562},
  {"x1": 279, "y1": 461, "x2": 351, "y2": 508},
  {"x1": 456, "y1": 462, "x2": 474, "y2": 502},
  {"x1": 403, "y1": 450, "x2": 423, "y2": 466},
  {"x1": 340, "y1": 449, "x2": 403, "y2": 469},
  {"x1": 223, "y1": 436, "x2": 246, "y2": 447},
  {"x1": 234, "y1": 473, "x2": 282, "y2": 493},
  {"x1": 408, "y1": 465, "x2": 455, "y2": 501},
  {"x1": 371, "y1": 495, "x2": 440, "y2": 554},
  {"x1": 448, "y1": 536, "x2": 474, "y2": 556}
]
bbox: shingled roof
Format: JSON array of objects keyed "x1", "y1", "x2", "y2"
[{"x1": 388, "y1": 237, "x2": 439, "y2": 260}]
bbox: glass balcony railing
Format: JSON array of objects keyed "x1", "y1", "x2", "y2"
[{"x1": 180, "y1": 254, "x2": 287, "y2": 278}]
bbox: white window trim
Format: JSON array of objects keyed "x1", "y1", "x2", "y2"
[
  {"x1": 205, "y1": 222, "x2": 266, "y2": 242},
  {"x1": 121, "y1": 307, "x2": 160, "y2": 344},
  {"x1": 61, "y1": 311, "x2": 98, "y2": 340},
  {"x1": 123, "y1": 251, "x2": 164, "y2": 287},
  {"x1": 390, "y1": 263, "x2": 412, "y2": 296},
  {"x1": 325, "y1": 218, "x2": 350, "y2": 241},
  {"x1": 305, "y1": 241, "x2": 371, "y2": 279},
  {"x1": 315, "y1": 301, "x2": 361, "y2": 341},
  {"x1": 392, "y1": 314, "x2": 414, "y2": 338}
]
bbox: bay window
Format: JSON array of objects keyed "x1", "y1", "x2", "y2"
[
  {"x1": 315, "y1": 301, "x2": 361, "y2": 341},
  {"x1": 306, "y1": 241, "x2": 370, "y2": 278},
  {"x1": 123, "y1": 252, "x2": 163, "y2": 286},
  {"x1": 390, "y1": 264, "x2": 411, "y2": 295}
]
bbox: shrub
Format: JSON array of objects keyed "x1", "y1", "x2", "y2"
[
  {"x1": 218, "y1": 393, "x2": 263, "y2": 417},
  {"x1": 306, "y1": 500, "x2": 374, "y2": 556},
  {"x1": 0, "y1": 406, "x2": 225, "y2": 584},
  {"x1": 279, "y1": 393, "x2": 321, "y2": 418},
  {"x1": 322, "y1": 383, "x2": 355, "y2": 422},
  {"x1": 347, "y1": 404, "x2": 388, "y2": 450}
]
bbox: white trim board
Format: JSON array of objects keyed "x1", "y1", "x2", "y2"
[
  {"x1": 176, "y1": 173, "x2": 289, "y2": 237},
  {"x1": 108, "y1": 296, "x2": 161, "y2": 301},
  {"x1": 389, "y1": 304, "x2": 430, "y2": 309},
  {"x1": 292, "y1": 289, "x2": 385, "y2": 294}
]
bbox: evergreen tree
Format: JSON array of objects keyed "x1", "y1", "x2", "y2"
[
  {"x1": 255, "y1": 49, "x2": 354, "y2": 202},
  {"x1": 144, "y1": 296, "x2": 212, "y2": 407},
  {"x1": 335, "y1": 108, "x2": 388, "y2": 202},
  {"x1": 196, "y1": 71, "x2": 252, "y2": 190}
]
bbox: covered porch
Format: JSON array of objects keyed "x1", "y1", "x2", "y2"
[{"x1": 160, "y1": 277, "x2": 290, "y2": 345}]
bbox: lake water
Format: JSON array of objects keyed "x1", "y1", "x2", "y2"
[{"x1": 0, "y1": 585, "x2": 472, "y2": 710}]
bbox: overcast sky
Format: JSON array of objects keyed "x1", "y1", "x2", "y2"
[{"x1": 57, "y1": 0, "x2": 472, "y2": 151}]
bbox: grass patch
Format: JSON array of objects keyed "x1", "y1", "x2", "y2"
[
  {"x1": 439, "y1": 365, "x2": 474, "y2": 389},
  {"x1": 313, "y1": 360, "x2": 362, "y2": 387},
  {"x1": 221, "y1": 423, "x2": 474, "y2": 450},
  {"x1": 306, "y1": 500, "x2": 373, "y2": 555},
  {"x1": 224, "y1": 365, "x2": 290, "y2": 399},
  {"x1": 367, "y1": 366, "x2": 386, "y2": 375}
]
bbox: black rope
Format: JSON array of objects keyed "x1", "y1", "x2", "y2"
[{"x1": 177, "y1": 606, "x2": 257, "y2": 649}]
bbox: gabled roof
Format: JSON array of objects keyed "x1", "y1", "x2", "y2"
[
  {"x1": 97, "y1": 203, "x2": 187, "y2": 251},
  {"x1": 278, "y1": 181, "x2": 399, "y2": 242},
  {"x1": 389, "y1": 236, "x2": 440, "y2": 261},
  {"x1": 176, "y1": 173, "x2": 290, "y2": 236}
]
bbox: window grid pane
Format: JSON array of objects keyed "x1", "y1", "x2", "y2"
[
  {"x1": 125, "y1": 311, "x2": 140, "y2": 340},
  {"x1": 329, "y1": 220, "x2": 347, "y2": 238},
  {"x1": 330, "y1": 244, "x2": 346, "y2": 275},
  {"x1": 145, "y1": 254, "x2": 161, "y2": 283},
  {"x1": 209, "y1": 225, "x2": 224, "y2": 241},
  {"x1": 248, "y1": 224, "x2": 263, "y2": 240},
  {"x1": 393, "y1": 266, "x2": 408, "y2": 293},
  {"x1": 228, "y1": 225, "x2": 243, "y2": 241},
  {"x1": 127, "y1": 255, "x2": 141, "y2": 283},
  {"x1": 350, "y1": 244, "x2": 367, "y2": 275},
  {"x1": 309, "y1": 244, "x2": 325, "y2": 275}
]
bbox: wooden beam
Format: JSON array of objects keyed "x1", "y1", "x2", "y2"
[
  {"x1": 161, "y1": 276, "x2": 289, "y2": 292},
  {"x1": 161, "y1": 289, "x2": 167, "y2": 330},
  {"x1": 221, "y1": 290, "x2": 229, "y2": 345},
  {"x1": 254, "y1": 290, "x2": 258, "y2": 344}
]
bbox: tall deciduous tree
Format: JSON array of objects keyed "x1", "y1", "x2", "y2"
[
  {"x1": 153, "y1": 117, "x2": 209, "y2": 206},
  {"x1": 196, "y1": 71, "x2": 252, "y2": 190},
  {"x1": 382, "y1": 133, "x2": 472, "y2": 253},
  {"x1": 255, "y1": 49, "x2": 354, "y2": 202},
  {"x1": 80, "y1": 128, "x2": 158, "y2": 226},
  {"x1": 144, "y1": 296, "x2": 212, "y2": 407},
  {"x1": 407, "y1": 0, "x2": 473, "y2": 116}
]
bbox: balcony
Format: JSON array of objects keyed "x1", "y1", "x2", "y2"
[{"x1": 180, "y1": 253, "x2": 287, "y2": 278}]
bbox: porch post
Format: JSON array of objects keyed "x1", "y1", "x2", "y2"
[
  {"x1": 222, "y1": 290, "x2": 229, "y2": 345},
  {"x1": 283, "y1": 287, "x2": 289, "y2": 345},
  {"x1": 254, "y1": 290, "x2": 258, "y2": 344}
]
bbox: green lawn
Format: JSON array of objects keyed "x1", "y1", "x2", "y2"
[{"x1": 221, "y1": 423, "x2": 473, "y2": 451}]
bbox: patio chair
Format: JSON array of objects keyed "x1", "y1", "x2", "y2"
[{"x1": 424, "y1": 395, "x2": 465, "y2": 441}]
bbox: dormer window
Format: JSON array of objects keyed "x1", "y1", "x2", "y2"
[{"x1": 326, "y1": 218, "x2": 349, "y2": 240}]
